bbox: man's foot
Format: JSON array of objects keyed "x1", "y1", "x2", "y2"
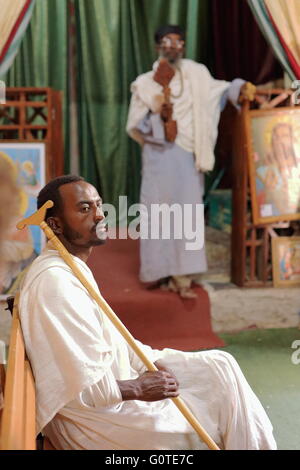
[
  {"x1": 178, "y1": 287, "x2": 197, "y2": 299},
  {"x1": 160, "y1": 278, "x2": 198, "y2": 299}
]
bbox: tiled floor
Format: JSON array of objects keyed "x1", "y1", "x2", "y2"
[{"x1": 220, "y1": 327, "x2": 300, "y2": 450}]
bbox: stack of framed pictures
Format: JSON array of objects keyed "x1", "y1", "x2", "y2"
[
  {"x1": 246, "y1": 106, "x2": 300, "y2": 288},
  {"x1": 271, "y1": 237, "x2": 300, "y2": 288}
]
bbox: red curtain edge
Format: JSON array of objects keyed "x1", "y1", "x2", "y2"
[{"x1": 265, "y1": 2, "x2": 300, "y2": 79}]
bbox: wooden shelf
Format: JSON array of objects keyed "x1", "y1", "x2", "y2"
[{"x1": 0, "y1": 87, "x2": 63, "y2": 180}]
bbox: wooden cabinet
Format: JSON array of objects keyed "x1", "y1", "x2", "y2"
[{"x1": 0, "y1": 87, "x2": 63, "y2": 181}]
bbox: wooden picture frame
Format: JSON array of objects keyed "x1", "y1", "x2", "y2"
[
  {"x1": 246, "y1": 107, "x2": 300, "y2": 224},
  {"x1": 0, "y1": 142, "x2": 46, "y2": 299},
  {"x1": 0, "y1": 87, "x2": 64, "y2": 181},
  {"x1": 272, "y1": 236, "x2": 300, "y2": 287}
]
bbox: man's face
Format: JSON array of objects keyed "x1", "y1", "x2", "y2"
[
  {"x1": 157, "y1": 33, "x2": 185, "y2": 64},
  {"x1": 57, "y1": 181, "x2": 106, "y2": 248}
]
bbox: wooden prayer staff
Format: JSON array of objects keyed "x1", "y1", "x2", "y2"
[{"x1": 17, "y1": 201, "x2": 220, "y2": 451}]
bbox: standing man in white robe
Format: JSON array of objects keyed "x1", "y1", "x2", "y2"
[
  {"x1": 126, "y1": 25, "x2": 255, "y2": 298},
  {"x1": 19, "y1": 175, "x2": 276, "y2": 450}
]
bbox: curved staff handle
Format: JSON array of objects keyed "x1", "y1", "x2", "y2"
[
  {"x1": 17, "y1": 201, "x2": 220, "y2": 451},
  {"x1": 16, "y1": 200, "x2": 54, "y2": 230}
]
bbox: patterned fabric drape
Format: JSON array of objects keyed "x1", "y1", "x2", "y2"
[
  {"x1": 247, "y1": 0, "x2": 298, "y2": 80},
  {"x1": 264, "y1": 0, "x2": 300, "y2": 79},
  {"x1": 0, "y1": 0, "x2": 36, "y2": 77}
]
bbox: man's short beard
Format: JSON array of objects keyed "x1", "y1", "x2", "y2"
[
  {"x1": 62, "y1": 219, "x2": 83, "y2": 243},
  {"x1": 159, "y1": 51, "x2": 183, "y2": 65},
  {"x1": 90, "y1": 238, "x2": 106, "y2": 246},
  {"x1": 62, "y1": 219, "x2": 106, "y2": 247}
]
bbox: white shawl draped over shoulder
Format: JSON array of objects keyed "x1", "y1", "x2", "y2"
[{"x1": 126, "y1": 59, "x2": 230, "y2": 172}]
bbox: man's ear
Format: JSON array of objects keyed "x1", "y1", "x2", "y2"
[{"x1": 47, "y1": 216, "x2": 63, "y2": 235}]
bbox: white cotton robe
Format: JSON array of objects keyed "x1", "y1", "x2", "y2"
[{"x1": 19, "y1": 246, "x2": 276, "y2": 450}]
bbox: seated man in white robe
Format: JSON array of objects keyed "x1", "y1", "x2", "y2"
[{"x1": 19, "y1": 175, "x2": 277, "y2": 450}]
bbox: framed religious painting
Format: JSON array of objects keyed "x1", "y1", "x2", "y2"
[
  {"x1": 0, "y1": 143, "x2": 46, "y2": 298},
  {"x1": 247, "y1": 107, "x2": 300, "y2": 224},
  {"x1": 272, "y1": 236, "x2": 300, "y2": 287}
]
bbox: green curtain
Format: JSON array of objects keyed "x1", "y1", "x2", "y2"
[
  {"x1": 4, "y1": 0, "x2": 69, "y2": 170},
  {"x1": 75, "y1": 0, "x2": 210, "y2": 207},
  {"x1": 4, "y1": 0, "x2": 210, "y2": 207}
]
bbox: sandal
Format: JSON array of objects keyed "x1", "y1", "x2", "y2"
[
  {"x1": 163, "y1": 278, "x2": 197, "y2": 299},
  {"x1": 178, "y1": 287, "x2": 197, "y2": 299}
]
